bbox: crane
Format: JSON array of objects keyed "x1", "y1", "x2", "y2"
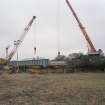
[
  {"x1": 0, "y1": 16, "x2": 36, "y2": 66},
  {"x1": 7, "y1": 16, "x2": 36, "y2": 62},
  {"x1": 65, "y1": 0, "x2": 97, "y2": 53}
]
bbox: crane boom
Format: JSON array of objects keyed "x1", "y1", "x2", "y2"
[
  {"x1": 65, "y1": 0, "x2": 96, "y2": 53},
  {"x1": 7, "y1": 16, "x2": 36, "y2": 62}
]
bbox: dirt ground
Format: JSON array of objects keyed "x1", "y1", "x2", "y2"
[{"x1": 0, "y1": 72, "x2": 105, "y2": 105}]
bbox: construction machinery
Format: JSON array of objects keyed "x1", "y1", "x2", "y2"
[
  {"x1": 65, "y1": 0, "x2": 103, "y2": 55},
  {"x1": 65, "y1": 0, "x2": 105, "y2": 71},
  {"x1": 0, "y1": 16, "x2": 36, "y2": 69}
]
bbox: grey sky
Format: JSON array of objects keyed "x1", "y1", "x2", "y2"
[{"x1": 0, "y1": 0, "x2": 105, "y2": 60}]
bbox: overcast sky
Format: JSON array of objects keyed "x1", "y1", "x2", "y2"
[{"x1": 0, "y1": 0, "x2": 105, "y2": 60}]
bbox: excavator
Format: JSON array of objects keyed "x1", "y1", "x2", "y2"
[
  {"x1": 0, "y1": 16, "x2": 36, "y2": 70},
  {"x1": 65, "y1": 0, "x2": 105, "y2": 71}
]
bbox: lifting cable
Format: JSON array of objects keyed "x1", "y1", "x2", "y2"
[
  {"x1": 56, "y1": 0, "x2": 61, "y2": 56},
  {"x1": 33, "y1": 19, "x2": 37, "y2": 59}
]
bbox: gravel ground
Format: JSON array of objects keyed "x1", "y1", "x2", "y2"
[{"x1": 0, "y1": 73, "x2": 105, "y2": 105}]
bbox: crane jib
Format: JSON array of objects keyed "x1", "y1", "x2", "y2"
[
  {"x1": 7, "y1": 16, "x2": 36, "y2": 62},
  {"x1": 66, "y1": 0, "x2": 96, "y2": 53}
]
